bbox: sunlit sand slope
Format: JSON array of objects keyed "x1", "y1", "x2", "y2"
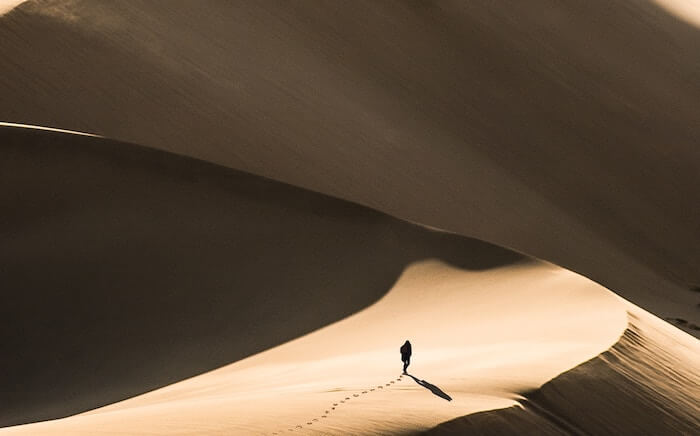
[
  {"x1": 1, "y1": 0, "x2": 699, "y2": 330},
  {"x1": 427, "y1": 306, "x2": 700, "y2": 435},
  {"x1": 0, "y1": 126, "x2": 522, "y2": 427},
  {"x1": 2, "y1": 261, "x2": 631, "y2": 435}
]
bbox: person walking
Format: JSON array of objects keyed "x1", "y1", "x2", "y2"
[{"x1": 400, "y1": 340, "x2": 412, "y2": 373}]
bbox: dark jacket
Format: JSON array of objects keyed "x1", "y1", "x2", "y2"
[{"x1": 400, "y1": 341, "x2": 412, "y2": 358}]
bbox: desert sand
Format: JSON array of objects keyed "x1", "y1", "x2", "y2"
[
  {"x1": 2, "y1": 126, "x2": 698, "y2": 434},
  {"x1": 0, "y1": 1, "x2": 23, "y2": 15},
  {"x1": 1, "y1": 1, "x2": 699, "y2": 434},
  {"x1": 654, "y1": 0, "x2": 700, "y2": 27},
  {"x1": 0, "y1": 260, "x2": 633, "y2": 435},
  {"x1": 1, "y1": 1, "x2": 698, "y2": 334},
  {"x1": 1, "y1": 126, "x2": 525, "y2": 426},
  {"x1": 3, "y1": 256, "x2": 698, "y2": 434}
]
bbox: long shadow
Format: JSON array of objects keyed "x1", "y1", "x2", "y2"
[{"x1": 406, "y1": 374, "x2": 452, "y2": 401}]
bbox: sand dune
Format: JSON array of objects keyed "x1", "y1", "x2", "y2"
[
  {"x1": 428, "y1": 305, "x2": 700, "y2": 435},
  {"x1": 2, "y1": 259, "x2": 632, "y2": 435},
  {"x1": 0, "y1": 126, "x2": 522, "y2": 427},
  {"x1": 1, "y1": 0, "x2": 698, "y2": 332},
  {"x1": 0, "y1": 121, "x2": 99, "y2": 137},
  {"x1": 0, "y1": 1, "x2": 24, "y2": 15},
  {"x1": 2, "y1": 1, "x2": 699, "y2": 433},
  {"x1": 654, "y1": 0, "x2": 700, "y2": 27},
  {"x1": 2, "y1": 127, "x2": 697, "y2": 434},
  {"x1": 4, "y1": 260, "x2": 697, "y2": 435}
]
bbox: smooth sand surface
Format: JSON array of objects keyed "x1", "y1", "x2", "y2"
[
  {"x1": 0, "y1": 126, "x2": 522, "y2": 427},
  {"x1": 2, "y1": 260, "x2": 632, "y2": 435},
  {"x1": 428, "y1": 303, "x2": 700, "y2": 435},
  {"x1": 2, "y1": 2, "x2": 699, "y2": 432},
  {"x1": 1, "y1": 0, "x2": 698, "y2": 333},
  {"x1": 3, "y1": 127, "x2": 697, "y2": 434}
]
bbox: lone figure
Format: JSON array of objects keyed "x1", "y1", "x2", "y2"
[{"x1": 400, "y1": 340, "x2": 412, "y2": 373}]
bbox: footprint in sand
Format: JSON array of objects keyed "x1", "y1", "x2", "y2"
[{"x1": 277, "y1": 377, "x2": 409, "y2": 435}]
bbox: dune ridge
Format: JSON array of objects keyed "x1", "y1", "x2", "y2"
[
  {"x1": 1, "y1": 0, "x2": 698, "y2": 332},
  {"x1": 2, "y1": 0, "x2": 700, "y2": 430},
  {"x1": 426, "y1": 306, "x2": 700, "y2": 435},
  {"x1": 0, "y1": 121, "x2": 99, "y2": 137},
  {"x1": 0, "y1": 1, "x2": 23, "y2": 15},
  {"x1": 1, "y1": 126, "x2": 697, "y2": 434},
  {"x1": 2, "y1": 259, "x2": 634, "y2": 435},
  {"x1": 0, "y1": 126, "x2": 522, "y2": 427}
]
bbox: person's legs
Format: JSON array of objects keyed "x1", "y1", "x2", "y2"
[{"x1": 402, "y1": 357, "x2": 409, "y2": 373}]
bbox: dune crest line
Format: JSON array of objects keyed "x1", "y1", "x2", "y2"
[
  {"x1": 0, "y1": 121, "x2": 100, "y2": 137},
  {"x1": 426, "y1": 309, "x2": 700, "y2": 435}
]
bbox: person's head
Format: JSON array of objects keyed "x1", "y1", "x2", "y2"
[{"x1": 404, "y1": 340, "x2": 410, "y2": 345}]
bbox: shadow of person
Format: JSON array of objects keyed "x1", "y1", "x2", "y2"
[{"x1": 406, "y1": 374, "x2": 452, "y2": 401}]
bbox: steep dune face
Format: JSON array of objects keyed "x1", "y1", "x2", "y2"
[
  {"x1": 0, "y1": 126, "x2": 523, "y2": 427},
  {"x1": 1, "y1": 260, "x2": 631, "y2": 435},
  {"x1": 1, "y1": 0, "x2": 698, "y2": 331},
  {"x1": 427, "y1": 306, "x2": 700, "y2": 435}
]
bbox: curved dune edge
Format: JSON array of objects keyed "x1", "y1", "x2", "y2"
[
  {"x1": 0, "y1": 0, "x2": 24, "y2": 15},
  {"x1": 1, "y1": 125, "x2": 695, "y2": 435},
  {"x1": 653, "y1": 0, "x2": 700, "y2": 28},
  {"x1": 1, "y1": 260, "x2": 630, "y2": 435},
  {"x1": 2, "y1": 0, "x2": 699, "y2": 334},
  {"x1": 425, "y1": 305, "x2": 700, "y2": 435},
  {"x1": 0, "y1": 121, "x2": 99, "y2": 137},
  {"x1": 0, "y1": 125, "x2": 524, "y2": 427}
]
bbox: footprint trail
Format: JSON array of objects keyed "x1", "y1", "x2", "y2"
[{"x1": 270, "y1": 374, "x2": 405, "y2": 434}]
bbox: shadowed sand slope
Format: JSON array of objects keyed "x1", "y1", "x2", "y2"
[
  {"x1": 0, "y1": 126, "x2": 523, "y2": 427},
  {"x1": 2, "y1": 260, "x2": 632, "y2": 435},
  {"x1": 1, "y1": 0, "x2": 699, "y2": 331},
  {"x1": 2, "y1": 128, "x2": 697, "y2": 434},
  {"x1": 425, "y1": 306, "x2": 700, "y2": 435}
]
